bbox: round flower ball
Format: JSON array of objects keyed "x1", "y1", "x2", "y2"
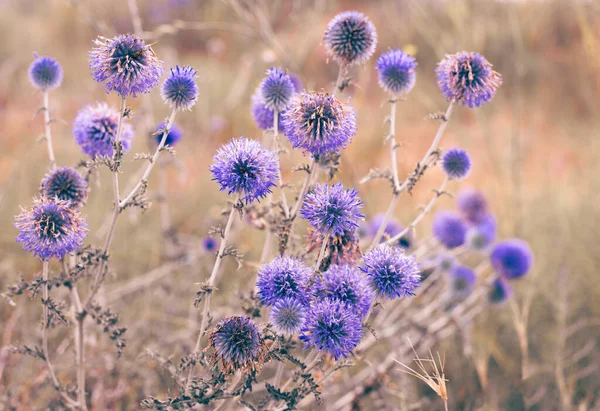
[
  {"x1": 323, "y1": 11, "x2": 377, "y2": 66},
  {"x1": 210, "y1": 137, "x2": 279, "y2": 204},
  {"x1": 256, "y1": 256, "x2": 313, "y2": 306},
  {"x1": 209, "y1": 316, "x2": 266, "y2": 373},
  {"x1": 14, "y1": 197, "x2": 88, "y2": 261},
  {"x1": 441, "y1": 148, "x2": 471, "y2": 180},
  {"x1": 317, "y1": 264, "x2": 373, "y2": 319},
  {"x1": 259, "y1": 67, "x2": 295, "y2": 112},
  {"x1": 490, "y1": 239, "x2": 533, "y2": 279},
  {"x1": 376, "y1": 49, "x2": 417, "y2": 95},
  {"x1": 72, "y1": 102, "x2": 135, "y2": 158},
  {"x1": 432, "y1": 211, "x2": 467, "y2": 249},
  {"x1": 154, "y1": 122, "x2": 183, "y2": 147},
  {"x1": 270, "y1": 297, "x2": 307, "y2": 337},
  {"x1": 28, "y1": 54, "x2": 63, "y2": 91},
  {"x1": 449, "y1": 265, "x2": 476, "y2": 297},
  {"x1": 40, "y1": 167, "x2": 88, "y2": 208},
  {"x1": 436, "y1": 253, "x2": 456, "y2": 272},
  {"x1": 489, "y1": 277, "x2": 512, "y2": 304},
  {"x1": 161, "y1": 65, "x2": 198, "y2": 111},
  {"x1": 202, "y1": 236, "x2": 218, "y2": 253},
  {"x1": 436, "y1": 51, "x2": 502, "y2": 108},
  {"x1": 457, "y1": 188, "x2": 488, "y2": 224},
  {"x1": 466, "y1": 214, "x2": 496, "y2": 251}
]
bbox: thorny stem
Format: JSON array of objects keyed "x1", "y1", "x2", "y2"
[
  {"x1": 42, "y1": 92, "x2": 56, "y2": 170},
  {"x1": 333, "y1": 64, "x2": 347, "y2": 96}
]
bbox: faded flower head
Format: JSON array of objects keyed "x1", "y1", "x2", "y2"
[
  {"x1": 441, "y1": 148, "x2": 471, "y2": 180},
  {"x1": 161, "y1": 65, "x2": 198, "y2": 110},
  {"x1": 270, "y1": 298, "x2": 307, "y2": 337},
  {"x1": 466, "y1": 214, "x2": 496, "y2": 251},
  {"x1": 376, "y1": 49, "x2": 417, "y2": 95},
  {"x1": 368, "y1": 213, "x2": 412, "y2": 249},
  {"x1": 307, "y1": 227, "x2": 361, "y2": 271},
  {"x1": 449, "y1": 265, "x2": 476, "y2": 297},
  {"x1": 432, "y1": 211, "x2": 467, "y2": 249},
  {"x1": 283, "y1": 92, "x2": 356, "y2": 156},
  {"x1": 436, "y1": 253, "x2": 456, "y2": 272},
  {"x1": 40, "y1": 167, "x2": 88, "y2": 208},
  {"x1": 73, "y1": 102, "x2": 135, "y2": 158},
  {"x1": 491, "y1": 239, "x2": 533, "y2": 279},
  {"x1": 28, "y1": 54, "x2": 63, "y2": 91},
  {"x1": 89, "y1": 34, "x2": 164, "y2": 97},
  {"x1": 457, "y1": 188, "x2": 489, "y2": 224},
  {"x1": 210, "y1": 137, "x2": 279, "y2": 204},
  {"x1": 489, "y1": 277, "x2": 512, "y2": 304},
  {"x1": 259, "y1": 67, "x2": 295, "y2": 112},
  {"x1": 209, "y1": 316, "x2": 266, "y2": 373},
  {"x1": 154, "y1": 122, "x2": 183, "y2": 147},
  {"x1": 360, "y1": 244, "x2": 421, "y2": 300},
  {"x1": 316, "y1": 264, "x2": 373, "y2": 318},
  {"x1": 300, "y1": 183, "x2": 364, "y2": 236},
  {"x1": 436, "y1": 51, "x2": 502, "y2": 108},
  {"x1": 300, "y1": 299, "x2": 362, "y2": 360},
  {"x1": 256, "y1": 256, "x2": 313, "y2": 306},
  {"x1": 202, "y1": 236, "x2": 218, "y2": 253},
  {"x1": 15, "y1": 197, "x2": 88, "y2": 261},
  {"x1": 323, "y1": 11, "x2": 377, "y2": 66}
]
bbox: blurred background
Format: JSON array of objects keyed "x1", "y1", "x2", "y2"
[{"x1": 0, "y1": 0, "x2": 599, "y2": 409}]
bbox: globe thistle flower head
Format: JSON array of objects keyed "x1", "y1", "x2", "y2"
[
  {"x1": 436, "y1": 52, "x2": 502, "y2": 108},
  {"x1": 489, "y1": 277, "x2": 512, "y2": 304},
  {"x1": 209, "y1": 316, "x2": 267, "y2": 373},
  {"x1": 441, "y1": 148, "x2": 472, "y2": 180},
  {"x1": 202, "y1": 236, "x2": 218, "y2": 253},
  {"x1": 307, "y1": 227, "x2": 361, "y2": 271},
  {"x1": 491, "y1": 239, "x2": 533, "y2": 279},
  {"x1": 270, "y1": 298, "x2": 307, "y2": 337},
  {"x1": 432, "y1": 211, "x2": 467, "y2": 249},
  {"x1": 160, "y1": 65, "x2": 198, "y2": 110},
  {"x1": 376, "y1": 50, "x2": 417, "y2": 95},
  {"x1": 317, "y1": 265, "x2": 373, "y2": 318},
  {"x1": 436, "y1": 253, "x2": 456, "y2": 272},
  {"x1": 449, "y1": 265, "x2": 476, "y2": 297},
  {"x1": 251, "y1": 91, "x2": 284, "y2": 131},
  {"x1": 210, "y1": 137, "x2": 279, "y2": 204},
  {"x1": 300, "y1": 299, "x2": 362, "y2": 360},
  {"x1": 259, "y1": 67, "x2": 295, "y2": 112},
  {"x1": 14, "y1": 197, "x2": 88, "y2": 261},
  {"x1": 466, "y1": 214, "x2": 496, "y2": 251},
  {"x1": 73, "y1": 102, "x2": 135, "y2": 158},
  {"x1": 28, "y1": 54, "x2": 63, "y2": 91},
  {"x1": 323, "y1": 11, "x2": 377, "y2": 66},
  {"x1": 154, "y1": 122, "x2": 183, "y2": 147},
  {"x1": 457, "y1": 188, "x2": 489, "y2": 224},
  {"x1": 256, "y1": 256, "x2": 314, "y2": 306},
  {"x1": 283, "y1": 92, "x2": 356, "y2": 156},
  {"x1": 89, "y1": 34, "x2": 164, "y2": 97},
  {"x1": 368, "y1": 213, "x2": 412, "y2": 249},
  {"x1": 360, "y1": 244, "x2": 421, "y2": 300},
  {"x1": 40, "y1": 167, "x2": 88, "y2": 208},
  {"x1": 300, "y1": 183, "x2": 364, "y2": 236}
]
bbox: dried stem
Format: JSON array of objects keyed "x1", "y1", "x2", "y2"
[
  {"x1": 290, "y1": 158, "x2": 317, "y2": 218},
  {"x1": 273, "y1": 110, "x2": 290, "y2": 219},
  {"x1": 42, "y1": 92, "x2": 56, "y2": 170}
]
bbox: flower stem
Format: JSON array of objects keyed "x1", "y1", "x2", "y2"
[
  {"x1": 314, "y1": 235, "x2": 329, "y2": 270},
  {"x1": 273, "y1": 110, "x2": 290, "y2": 219},
  {"x1": 42, "y1": 92, "x2": 56, "y2": 170},
  {"x1": 290, "y1": 158, "x2": 317, "y2": 218}
]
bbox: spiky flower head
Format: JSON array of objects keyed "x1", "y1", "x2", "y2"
[
  {"x1": 209, "y1": 316, "x2": 267, "y2": 373},
  {"x1": 89, "y1": 34, "x2": 164, "y2": 97},
  {"x1": 300, "y1": 183, "x2": 364, "y2": 236},
  {"x1": 72, "y1": 102, "x2": 135, "y2": 158},
  {"x1": 441, "y1": 148, "x2": 471, "y2": 180},
  {"x1": 368, "y1": 213, "x2": 412, "y2": 249},
  {"x1": 432, "y1": 211, "x2": 467, "y2": 249},
  {"x1": 259, "y1": 67, "x2": 295, "y2": 112},
  {"x1": 39, "y1": 167, "x2": 88, "y2": 208},
  {"x1": 449, "y1": 265, "x2": 476, "y2": 297},
  {"x1": 376, "y1": 49, "x2": 417, "y2": 95},
  {"x1": 300, "y1": 299, "x2": 362, "y2": 360},
  {"x1": 436, "y1": 253, "x2": 456, "y2": 272},
  {"x1": 256, "y1": 256, "x2": 313, "y2": 306},
  {"x1": 323, "y1": 11, "x2": 377, "y2": 66},
  {"x1": 436, "y1": 51, "x2": 502, "y2": 108},
  {"x1": 307, "y1": 227, "x2": 361, "y2": 272},
  {"x1": 316, "y1": 265, "x2": 373, "y2": 318},
  {"x1": 161, "y1": 65, "x2": 198, "y2": 110},
  {"x1": 154, "y1": 122, "x2": 183, "y2": 147},
  {"x1": 360, "y1": 244, "x2": 421, "y2": 300},
  {"x1": 283, "y1": 92, "x2": 356, "y2": 156},
  {"x1": 210, "y1": 137, "x2": 279, "y2": 204},
  {"x1": 491, "y1": 239, "x2": 533, "y2": 279},
  {"x1": 14, "y1": 197, "x2": 88, "y2": 261},
  {"x1": 28, "y1": 54, "x2": 63, "y2": 91},
  {"x1": 457, "y1": 188, "x2": 489, "y2": 224},
  {"x1": 270, "y1": 298, "x2": 307, "y2": 337},
  {"x1": 466, "y1": 214, "x2": 496, "y2": 251},
  {"x1": 489, "y1": 277, "x2": 512, "y2": 304}
]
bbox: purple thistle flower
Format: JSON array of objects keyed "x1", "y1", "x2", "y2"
[
  {"x1": 210, "y1": 137, "x2": 279, "y2": 204},
  {"x1": 89, "y1": 34, "x2": 164, "y2": 97},
  {"x1": 160, "y1": 65, "x2": 198, "y2": 110},
  {"x1": 300, "y1": 299, "x2": 362, "y2": 360},
  {"x1": 251, "y1": 91, "x2": 285, "y2": 131},
  {"x1": 72, "y1": 102, "x2": 135, "y2": 158},
  {"x1": 368, "y1": 213, "x2": 412, "y2": 249},
  {"x1": 202, "y1": 236, "x2": 218, "y2": 253},
  {"x1": 14, "y1": 197, "x2": 88, "y2": 261},
  {"x1": 457, "y1": 188, "x2": 489, "y2": 224},
  {"x1": 449, "y1": 265, "x2": 476, "y2": 297},
  {"x1": 376, "y1": 49, "x2": 417, "y2": 95},
  {"x1": 491, "y1": 239, "x2": 533, "y2": 279},
  {"x1": 256, "y1": 256, "x2": 314, "y2": 306},
  {"x1": 436, "y1": 51, "x2": 502, "y2": 108},
  {"x1": 282, "y1": 92, "x2": 356, "y2": 156},
  {"x1": 300, "y1": 183, "x2": 364, "y2": 236},
  {"x1": 466, "y1": 214, "x2": 496, "y2": 251},
  {"x1": 323, "y1": 11, "x2": 377, "y2": 66},
  {"x1": 259, "y1": 67, "x2": 295, "y2": 112},
  {"x1": 432, "y1": 211, "x2": 467, "y2": 249},
  {"x1": 39, "y1": 167, "x2": 88, "y2": 208},
  {"x1": 154, "y1": 122, "x2": 183, "y2": 147},
  {"x1": 270, "y1": 298, "x2": 307, "y2": 337},
  {"x1": 441, "y1": 148, "x2": 471, "y2": 180},
  {"x1": 209, "y1": 316, "x2": 266, "y2": 373},
  {"x1": 360, "y1": 244, "x2": 421, "y2": 300},
  {"x1": 28, "y1": 54, "x2": 63, "y2": 91},
  {"x1": 316, "y1": 265, "x2": 373, "y2": 318},
  {"x1": 489, "y1": 277, "x2": 512, "y2": 304},
  {"x1": 307, "y1": 227, "x2": 362, "y2": 271},
  {"x1": 436, "y1": 253, "x2": 456, "y2": 272}
]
